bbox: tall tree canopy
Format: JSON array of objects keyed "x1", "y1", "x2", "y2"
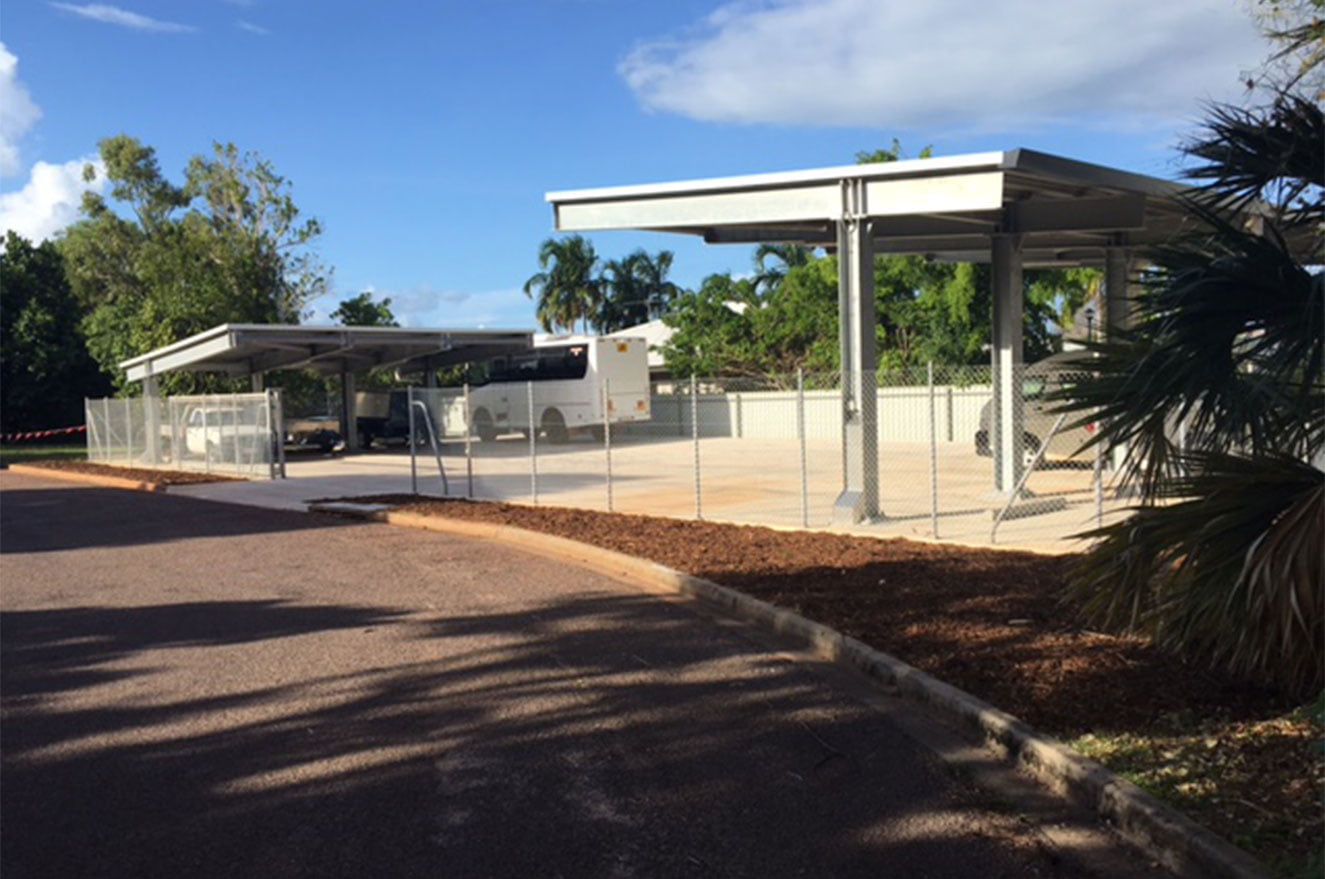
[
  {"x1": 598, "y1": 249, "x2": 682, "y2": 333},
  {"x1": 61, "y1": 136, "x2": 328, "y2": 392},
  {"x1": 523, "y1": 235, "x2": 602, "y2": 333},
  {"x1": 0, "y1": 232, "x2": 111, "y2": 430},
  {"x1": 331, "y1": 291, "x2": 398, "y2": 327}
]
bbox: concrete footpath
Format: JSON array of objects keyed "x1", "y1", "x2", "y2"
[{"x1": 1, "y1": 471, "x2": 1159, "y2": 878}]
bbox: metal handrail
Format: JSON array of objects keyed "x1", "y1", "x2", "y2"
[
  {"x1": 990, "y1": 412, "x2": 1067, "y2": 543},
  {"x1": 408, "y1": 397, "x2": 448, "y2": 496}
]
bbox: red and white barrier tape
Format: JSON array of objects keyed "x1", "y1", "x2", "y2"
[{"x1": 1, "y1": 424, "x2": 88, "y2": 444}]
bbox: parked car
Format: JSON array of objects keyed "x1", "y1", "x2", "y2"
[
  {"x1": 284, "y1": 415, "x2": 341, "y2": 454},
  {"x1": 974, "y1": 352, "x2": 1096, "y2": 462}
]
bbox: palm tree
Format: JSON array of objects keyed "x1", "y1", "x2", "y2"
[
  {"x1": 1055, "y1": 91, "x2": 1323, "y2": 697},
  {"x1": 751, "y1": 243, "x2": 814, "y2": 297},
  {"x1": 523, "y1": 236, "x2": 602, "y2": 333},
  {"x1": 598, "y1": 250, "x2": 682, "y2": 333}
]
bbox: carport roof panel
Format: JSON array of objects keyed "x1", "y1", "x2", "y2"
[
  {"x1": 547, "y1": 148, "x2": 1200, "y2": 263},
  {"x1": 120, "y1": 323, "x2": 534, "y2": 383}
]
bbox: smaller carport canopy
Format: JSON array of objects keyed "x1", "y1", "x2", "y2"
[{"x1": 120, "y1": 323, "x2": 534, "y2": 451}]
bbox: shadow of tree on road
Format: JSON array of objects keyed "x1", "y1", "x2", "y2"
[{"x1": 0, "y1": 589, "x2": 1096, "y2": 879}]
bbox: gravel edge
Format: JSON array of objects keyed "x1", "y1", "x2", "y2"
[{"x1": 307, "y1": 502, "x2": 1270, "y2": 879}]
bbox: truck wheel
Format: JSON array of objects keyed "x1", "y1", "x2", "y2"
[
  {"x1": 1023, "y1": 432, "x2": 1043, "y2": 467},
  {"x1": 541, "y1": 408, "x2": 568, "y2": 444},
  {"x1": 974, "y1": 430, "x2": 990, "y2": 457},
  {"x1": 473, "y1": 409, "x2": 497, "y2": 442}
]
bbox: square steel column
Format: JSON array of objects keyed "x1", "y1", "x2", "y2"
[
  {"x1": 1104, "y1": 246, "x2": 1132, "y2": 475},
  {"x1": 832, "y1": 178, "x2": 880, "y2": 524},
  {"x1": 991, "y1": 234, "x2": 1025, "y2": 494},
  {"x1": 1104, "y1": 247, "x2": 1132, "y2": 332},
  {"x1": 142, "y1": 373, "x2": 161, "y2": 466},
  {"x1": 340, "y1": 368, "x2": 359, "y2": 451}
]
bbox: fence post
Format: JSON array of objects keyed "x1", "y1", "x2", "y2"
[
  {"x1": 1094, "y1": 427, "x2": 1104, "y2": 529},
  {"x1": 691, "y1": 374, "x2": 702, "y2": 520},
  {"x1": 527, "y1": 380, "x2": 538, "y2": 505},
  {"x1": 946, "y1": 385, "x2": 954, "y2": 442},
  {"x1": 84, "y1": 399, "x2": 93, "y2": 461},
  {"x1": 464, "y1": 383, "x2": 473, "y2": 498},
  {"x1": 201, "y1": 400, "x2": 211, "y2": 473},
  {"x1": 271, "y1": 390, "x2": 286, "y2": 479},
  {"x1": 231, "y1": 392, "x2": 241, "y2": 474},
  {"x1": 928, "y1": 361, "x2": 939, "y2": 538},
  {"x1": 603, "y1": 377, "x2": 613, "y2": 512},
  {"x1": 408, "y1": 386, "x2": 418, "y2": 495},
  {"x1": 798, "y1": 369, "x2": 809, "y2": 528},
  {"x1": 122, "y1": 397, "x2": 132, "y2": 466},
  {"x1": 102, "y1": 397, "x2": 111, "y2": 463}
]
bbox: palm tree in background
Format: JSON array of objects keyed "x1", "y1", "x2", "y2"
[
  {"x1": 1056, "y1": 91, "x2": 1323, "y2": 697},
  {"x1": 751, "y1": 243, "x2": 814, "y2": 298},
  {"x1": 523, "y1": 235, "x2": 602, "y2": 333},
  {"x1": 598, "y1": 249, "x2": 682, "y2": 333}
]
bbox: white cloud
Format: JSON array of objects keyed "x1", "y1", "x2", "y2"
[
  {"x1": 237, "y1": 20, "x2": 270, "y2": 36},
  {"x1": 0, "y1": 157, "x2": 106, "y2": 244},
  {"x1": 50, "y1": 3, "x2": 196, "y2": 33},
  {"x1": 307, "y1": 284, "x2": 534, "y2": 330},
  {"x1": 0, "y1": 44, "x2": 42, "y2": 177},
  {"x1": 620, "y1": 0, "x2": 1266, "y2": 133}
]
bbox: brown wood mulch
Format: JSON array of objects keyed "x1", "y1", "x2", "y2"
[{"x1": 10, "y1": 459, "x2": 238, "y2": 485}]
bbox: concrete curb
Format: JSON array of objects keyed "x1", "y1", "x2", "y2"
[
  {"x1": 6, "y1": 463, "x2": 168, "y2": 493},
  {"x1": 309, "y1": 501, "x2": 1269, "y2": 879}
]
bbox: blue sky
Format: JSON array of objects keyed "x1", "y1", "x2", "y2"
[{"x1": 0, "y1": 0, "x2": 1270, "y2": 329}]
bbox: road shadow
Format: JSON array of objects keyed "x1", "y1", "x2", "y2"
[
  {"x1": 1, "y1": 588, "x2": 1085, "y2": 879},
  {"x1": 0, "y1": 486, "x2": 358, "y2": 554}
]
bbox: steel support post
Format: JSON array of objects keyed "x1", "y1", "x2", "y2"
[
  {"x1": 990, "y1": 234, "x2": 1025, "y2": 495},
  {"x1": 527, "y1": 381, "x2": 538, "y2": 505},
  {"x1": 928, "y1": 361, "x2": 939, "y2": 537},
  {"x1": 142, "y1": 374, "x2": 161, "y2": 466},
  {"x1": 602, "y1": 378, "x2": 613, "y2": 513},
  {"x1": 408, "y1": 386, "x2": 418, "y2": 494},
  {"x1": 691, "y1": 375, "x2": 702, "y2": 520},
  {"x1": 1104, "y1": 247, "x2": 1132, "y2": 476},
  {"x1": 463, "y1": 383, "x2": 473, "y2": 498},
  {"x1": 832, "y1": 179, "x2": 880, "y2": 524},
  {"x1": 340, "y1": 368, "x2": 359, "y2": 452},
  {"x1": 797, "y1": 369, "x2": 808, "y2": 529}
]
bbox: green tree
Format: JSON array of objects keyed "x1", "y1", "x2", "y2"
[
  {"x1": 598, "y1": 249, "x2": 682, "y2": 332},
  {"x1": 523, "y1": 235, "x2": 601, "y2": 333},
  {"x1": 660, "y1": 273, "x2": 759, "y2": 378},
  {"x1": 61, "y1": 136, "x2": 328, "y2": 393},
  {"x1": 331, "y1": 291, "x2": 398, "y2": 327},
  {"x1": 0, "y1": 232, "x2": 111, "y2": 430},
  {"x1": 751, "y1": 243, "x2": 814, "y2": 297},
  {"x1": 1056, "y1": 91, "x2": 1323, "y2": 697}
]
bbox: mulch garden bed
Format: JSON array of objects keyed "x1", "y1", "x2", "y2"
[
  {"x1": 334, "y1": 494, "x2": 1323, "y2": 875},
  {"x1": 9, "y1": 459, "x2": 238, "y2": 486}
]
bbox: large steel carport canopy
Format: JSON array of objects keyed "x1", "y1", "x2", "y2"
[
  {"x1": 121, "y1": 323, "x2": 533, "y2": 452},
  {"x1": 547, "y1": 148, "x2": 1196, "y2": 523}
]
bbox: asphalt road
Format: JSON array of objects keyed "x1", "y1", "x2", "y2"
[{"x1": 2, "y1": 471, "x2": 1094, "y2": 878}]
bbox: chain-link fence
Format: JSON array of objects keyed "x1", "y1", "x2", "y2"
[
  {"x1": 405, "y1": 363, "x2": 1123, "y2": 549},
  {"x1": 85, "y1": 392, "x2": 284, "y2": 479}
]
